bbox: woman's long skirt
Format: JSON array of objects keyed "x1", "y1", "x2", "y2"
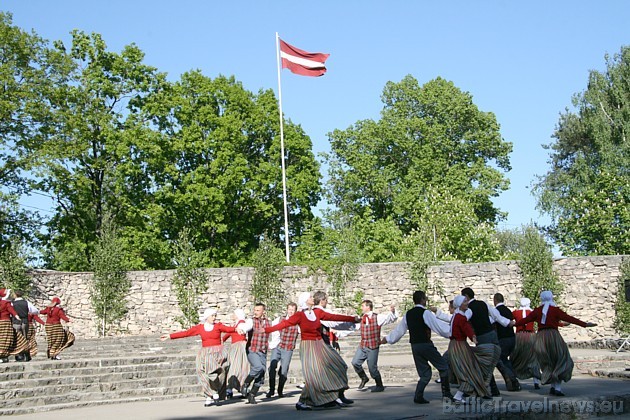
[
  {"x1": 512, "y1": 331, "x2": 541, "y2": 380},
  {"x1": 473, "y1": 342, "x2": 502, "y2": 388},
  {"x1": 226, "y1": 341, "x2": 249, "y2": 390},
  {"x1": 534, "y1": 328, "x2": 574, "y2": 384},
  {"x1": 448, "y1": 339, "x2": 490, "y2": 397},
  {"x1": 27, "y1": 322, "x2": 39, "y2": 357},
  {"x1": 45, "y1": 323, "x2": 75, "y2": 358},
  {"x1": 299, "y1": 339, "x2": 349, "y2": 406},
  {"x1": 0, "y1": 320, "x2": 28, "y2": 358},
  {"x1": 196, "y1": 345, "x2": 229, "y2": 398}
]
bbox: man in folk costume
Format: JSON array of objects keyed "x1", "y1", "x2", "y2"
[
  {"x1": 380, "y1": 290, "x2": 453, "y2": 404},
  {"x1": 240, "y1": 302, "x2": 271, "y2": 404},
  {"x1": 11, "y1": 290, "x2": 39, "y2": 362},
  {"x1": 266, "y1": 302, "x2": 299, "y2": 398},
  {"x1": 351, "y1": 300, "x2": 397, "y2": 392},
  {"x1": 511, "y1": 297, "x2": 542, "y2": 389},
  {"x1": 460, "y1": 287, "x2": 511, "y2": 396},
  {"x1": 493, "y1": 293, "x2": 522, "y2": 392},
  {"x1": 514, "y1": 291, "x2": 596, "y2": 396}
]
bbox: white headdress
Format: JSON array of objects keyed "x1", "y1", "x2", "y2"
[
  {"x1": 233, "y1": 308, "x2": 246, "y2": 321},
  {"x1": 540, "y1": 291, "x2": 556, "y2": 324},
  {"x1": 298, "y1": 292, "x2": 311, "y2": 310},
  {"x1": 519, "y1": 297, "x2": 531, "y2": 318},
  {"x1": 200, "y1": 308, "x2": 217, "y2": 323}
]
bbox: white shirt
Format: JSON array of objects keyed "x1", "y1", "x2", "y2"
[
  {"x1": 435, "y1": 308, "x2": 471, "y2": 323},
  {"x1": 268, "y1": 315, "x2": 301, "y2": 349},
  {"x1": 385, "y1": 304, "x2": 451, "y2": 344},
  {"x1": 468, "y1": 298, "x2": 511, "y2": 328},
  {"x1": 313, "y1": 305, "x2": 356, "y2": 331}
]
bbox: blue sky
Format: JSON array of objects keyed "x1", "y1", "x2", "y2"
[{"x1": 3, "y1": 1, "x2": 629, "y2": 233}]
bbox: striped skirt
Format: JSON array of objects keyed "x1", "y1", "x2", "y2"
[
  {"x1": 0, "y1": 320, "x2": 28, "y2": 358},
  {"x1": 45, "y1": 324, "x2": 75, "y2": 358},
  {"x1": 473, "y1": 343, "x2": 501, "y2": 387},
  {"x1": 512, "y1": 331, "x2": 541, "y2": 380},
  {"x1": 28, "y1": 323, "x2": 39, "y2": 357},
  {"x1": 534, "y1": 328, "x2": 574, "y2": 385},
  {"x1": 195, "y1": 345, "x2": 229, "y2": 398},
  {"x1": 226, "y1": 341, "x2": 249, "y2": 390},
  {"x1": 448, "y1": 339, "x2": 489, "y2": 397},
  {"x1": 299, "y1": 339, "x2": 349, "y2": 406}
]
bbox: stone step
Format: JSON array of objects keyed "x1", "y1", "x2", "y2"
[{"x1": 0, "y1": 385, "x2": 202, "y2": 416}]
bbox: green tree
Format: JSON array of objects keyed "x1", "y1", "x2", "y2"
[
  {"x1": 534, "y1": 46, "x2": 630, "y2": 256},
  {"x1": 18, "y1": 30, "x2": 168, "y2": 270},
  {"x1": 90, "y1": 213, "x2": 130, "y2": 336},
  {"x1": 0, "y1": 242, "x2": 31, "y2": 294},
  {"x1": 250, "y1": 237, "x2": 286, "y2": 317},
  {"x1": 0, "y1": 13, "x2": 53, "y2": 248},
  {"x1": 171, "y1": 228, "x2": 209, "y2": 328},
  {"x1": 518, "y1": 225, "x2": 563, "y2": 307},
  {"x1": 140, "y1": 72, "x2": 322, "y2": 266},
  {"x1": 614, "y1": 258, "x2": 630, "y2": 335},
  {"x1": 324, "y1": 75, "x2": 512, "y2": 261}
]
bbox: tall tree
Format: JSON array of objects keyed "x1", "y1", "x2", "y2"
[
  {"x1": 23, "y1": 31, "x2": 167, "y2": 270},
  {"x1": 0, "y1": 12, "x2": 53, "y2": 248},
  {"x1": 534, "y1": 46, "x2": 630, "y2": 256},
  {"x1": 324, "y1": 75, "x2": 512, "y2": 261},
  {"x1": 141, "y1": 72, "x2": 322, "y2": 266}
]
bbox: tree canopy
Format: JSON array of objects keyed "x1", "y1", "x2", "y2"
[{"x1": 534, "y1": 46, "x2": 630, "y2": 256}]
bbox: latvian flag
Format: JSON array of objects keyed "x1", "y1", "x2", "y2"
[{"x1": 279, "y1": 39, "x2": 330, "y2": 77}]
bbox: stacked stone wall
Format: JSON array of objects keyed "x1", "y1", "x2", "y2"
[{"x1": 28, "y1": 256, "x2": 625, "y2": 341}]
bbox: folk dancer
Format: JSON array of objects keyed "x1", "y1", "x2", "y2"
[
  {"x1": 511, "y1": 297, "x2": 541, "y2": 389},
  {"x1": 39, "y1": 297, "x2": 74, "y2": 360},
  {"x1": 267, "y1": 302, "x2": 299, "y2": 398},
  {"x1": 0, "y1": 288, "x2": 25, "y2": 363},
  {"x1": 11, "y1": 290, "x2": 39, "y2": 361},
  {"x1": 222, "y1": 308, "x2": 252, "y2": 399},
  {"x1": 240, "y1": 303, "x2": 271, "y2": 404},
  {"x1": 264, "y1": 292, "x2": 360, "y2": 411},
  {"x1": 351, "y1": 300, "x2": 397, "y2": 392},
  {"x1": 514, "y1": 291, "x2": 596, "y2": 396},
  {"x1": 460, "y1": 288, "x2": 510, "y2": 395},
  {"x1": 380, "y1": 290, "x2": 454, "y2": 404},
  {"x1": 493, "y1": 293, "x2": 522, "y2": 391},
  {"x1": 160, "y1": 308, "x2": 238, "y2": 407},
  {"x1": 448, "y1": 295, "x2": 492, "y2": 403}
]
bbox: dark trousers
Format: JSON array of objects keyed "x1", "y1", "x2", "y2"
[
  {"x1": 246, "y1": 350, "x2": 267, "y2": 387},
  {"x1": 411, "y1": 342, "x2": 449, "y2": 399},
  {"x1": 351, "y1": 346, "x2": 381, "y2": 379}
]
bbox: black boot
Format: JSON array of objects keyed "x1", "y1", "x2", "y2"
[
  {"x1": 241, "y1": 375, "x2": 255, "y2": 397},
  {"x1": 496, "y1": 362, "x2": 518, "y2": 391},
  {"x1": 440, "y1": 376, "x2": 453, "y2": 400},
  {"x1": 372, "y1": 376, "x2": 384, "y2": 392},
  {"x1": 277, "y1": 375, "x2": 287, "y2": 397},
  {"x1": 356, "y1": 370, "x2": 369, "y2": 389},
  {"x1": 266, "y1": 374, "x2": 276, "y2": 398},
  {"x1": 338, "y1": 390, "x2": 354, "y2": 404},
  {"x1": 247, "y1": 385, "x2": 260, "y2": 404},
  {"x1": 489, "y1": 376, "x2": 501, "y2": 396}
]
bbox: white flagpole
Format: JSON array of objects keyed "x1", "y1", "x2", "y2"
[{"x1": 276, "y1": 32, "x2": 291, "y2": 263}]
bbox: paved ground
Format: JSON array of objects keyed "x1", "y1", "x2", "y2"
[{"x1": 10, "y1": 348, "x2": 630, "y2": 420}]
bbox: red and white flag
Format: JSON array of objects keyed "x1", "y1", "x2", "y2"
[{"x1": 279, "y1": 39, "x2": 329, "y2": 77}]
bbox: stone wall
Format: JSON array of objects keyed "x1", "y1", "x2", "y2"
[{"x1": 27, "y1": 255, "x2": 626, "y2": 341}]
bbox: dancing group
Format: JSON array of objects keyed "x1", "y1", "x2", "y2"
[
  {"x1": 161, "y1": 286, "x2": 595, "y2": 410},
  {"x1": 0, "y1": 288, "x2": 75, "y2": 362}
]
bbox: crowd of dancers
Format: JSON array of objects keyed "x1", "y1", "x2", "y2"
[
  {"x1": 160, "y1": 287, "x2": 596, "y2": 410},
  {"x1": 0, "y1": 288, "x2": 75, "y2": 363}
]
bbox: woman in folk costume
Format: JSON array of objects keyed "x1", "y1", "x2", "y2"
[
  {"x1": 222, "y1": 308, "x2": 251, "y2": 399},
  {"x1": 39, "y1": 297, "x2": 74, "y2": 360},
  {"x1": 161, "y1": 308, "x2": 238, "y2": 407},
  {"x1": 0, "y1": 288, "x2": 27, "y2": 363},
  {"x1": 514, "y1": 291, "x2": 596, "y2": 396},
  {"x1": 448, "y1": 295, "x2": 492, "y2": 403},
  {"x1": 511, "y1": 297, "x2": 542, "y2": 389},
  {"x1": 263, "y1": 292, "x2": 360, "y2": 411},
  {"x1": 27, "y1": 312, "x2": 46, "y2": 358}
]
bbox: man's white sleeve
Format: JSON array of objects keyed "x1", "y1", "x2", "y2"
[
  {"x1": 488, "y1": 303, "x2": 511, "y2": 327},
  {"x1": 424, "y1": 310, "x2": 451, "y2": 339},
  {"x1": 385, "y1": 316, "x2": 408, "y2": 344}
]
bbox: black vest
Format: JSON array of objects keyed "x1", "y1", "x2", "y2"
[
  {"x1": 468, "y1": 300, "x2": 493, "y2": 336},
  {"x1": 406, "y1": 307, "x2": 431, "y2": 344},
  {"x1": 12, "y1": 299, "x2": 29, "y2": 324},
  {"x1": 495, "y1": 304, "x2": 515, "y2": 339}
]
